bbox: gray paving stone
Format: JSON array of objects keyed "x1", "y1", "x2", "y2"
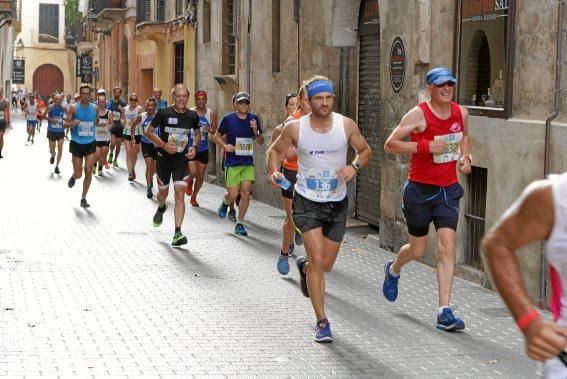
[{"x1": 0, "y1": 115, "x2": 543, "y2": 377}]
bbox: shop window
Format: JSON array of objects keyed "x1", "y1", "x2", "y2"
[
  {"x1": 222, "y1": 0, "x2": 236, "y2": 75},
  {"x1": 203, "y1": 0, "x2": 211, "y2": 43},
  {"x1": 455, "y1": 0, "x2": 515, "y2": 118},
  {"x1": 272, "y1": 0, "x2": 280, "y2": 73}
]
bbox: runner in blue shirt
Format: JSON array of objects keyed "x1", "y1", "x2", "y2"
[
  {"x1": 215, "y1": 91, "x2": 264, "y2": 236},
  {"x1": 43, "y1": 93, "x2": 66, "y2": 174},
  {"x1": 64, "y1": 84, "x2": 97, "y2": 208}
]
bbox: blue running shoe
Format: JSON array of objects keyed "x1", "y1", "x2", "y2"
[
  {"x1": 234, "y1": 222, "x2": 248, "y2": 236},
  {"x1": 382, "y1": 260, "x2": 400, "y2": 302},
  {"x1": 315, "y1": 319, "x2": 333, "y2": 343},
  {"x1": 436, "y1": 308, "x2": 465, "y2": 332},
  {"x1": 218, "y1": 201, "x2": 229, "y2": 218},
  {"x1": 277, "y1": 252, "x2": 289, "y2": 275}
]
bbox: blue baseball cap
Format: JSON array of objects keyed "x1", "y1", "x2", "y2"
[{"x1": 425, "y1": 67, "x2": 457, "y2": 85}]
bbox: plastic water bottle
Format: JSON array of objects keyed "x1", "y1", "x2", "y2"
[{"x1": 275, "y1": 176, "x2": 291, "y2": 190}]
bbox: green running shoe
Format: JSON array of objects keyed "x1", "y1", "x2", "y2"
[
  {"x1": 172, "y1": 231, "x2": 188, "y2": 246},
  {"x1": 152, "y1": 204, "x2": 167, "y2": 227}
]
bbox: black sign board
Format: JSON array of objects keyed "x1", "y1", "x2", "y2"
[
  {"x1": 12, "y1": 59, "x2": 25, "y2": 84},
  {"x1": 79, "y1": 55, "x2": 93, "y2": 83},
  {"x1": 389, "y1": 36, "x2": 405, "y2": 94},
  {"x1": 76, "y1": 56, "x2": 81, "y2": 76}
]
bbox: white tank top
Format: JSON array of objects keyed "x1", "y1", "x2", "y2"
[
  {"x1": 26, "y1": 102, "x2": 38, "y2": 121},
  {"x1": 294, "y1": 112, "x2": 348, "y2": 202},
  {"x1": 547, "y1": 172, "x2": 567, "y2": 326},
  {"x1": 124, "y1": 106, "x2": 140, "y2": 135}
]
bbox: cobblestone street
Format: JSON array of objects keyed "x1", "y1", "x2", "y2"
[{"x1": 0, "y1": 114, "x2": 542, "y2": 377}]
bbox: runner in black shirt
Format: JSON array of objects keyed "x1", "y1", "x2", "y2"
[
  {"x1": 107, "y1": 87, "x2": 126, "y2": 167},
  {"x1": 144, "y1": 84, "x2": 201, "y2": 246}
]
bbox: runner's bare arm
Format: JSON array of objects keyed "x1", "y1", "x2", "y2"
[
  {"x1": 346, "y1": 117, "x2": 371, "y2": 168},
  {"x1": 209, "y1": 111, "x2": 218, "y2": 142},
  {"x1": 214, "y1": 129, "x2": 231, "y2": 151},
  {"x1": 267, "y1": 120, "x2": 298, "y2": 175},
  {"x1": 144, "y1": 125, "x2": 163, "y2": 147},
  {"x1": 482, "y1": 181, "x2": 567, "y2": 361},
  {"x1": 42, "y1": 105, "x2": 52, "y2": 121},
  {"x1": 384, "y1": 106, "x2": 445, "y2": 154},
  {"x1": 458, "y1": 106, "x2": 472, "y2": 174},
  {"x1": 64, "y1": 105, "x2": 78, "y2": 128}
]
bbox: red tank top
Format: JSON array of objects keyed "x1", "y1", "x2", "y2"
[
  {"x1": 408, "y1": 101, "x2": 463, "y2": 187},
  {"x1": 282, "y1": 110, "x2": 301, "y2": 171}
]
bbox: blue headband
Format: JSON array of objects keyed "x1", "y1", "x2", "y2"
[{"x1": 306, "y1": 80, "x2": 334, "y2": 98}]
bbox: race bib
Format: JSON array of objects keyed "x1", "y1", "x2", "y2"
[
  {"x1": 433, "y1": 132, "x2": 463, "y2": 163},
  {"x1": 96, "y1": 120, "x2": 110, "y2": 141},
  {"x1": 112, "y1": 111, "x2": 121, "y2": 120},
  {"x1": 78, "y1": 121, "x2": 94, "y2": 137},
  {"x1": 52, "y1": 117, "x2": 63, "y2": 129},
  {"x1": 305, "y1": 168, "x2": 339, "y2": 200},
  {"x1": 235, "y1": 137, "x2": 253, "y2": 156},
  {"x1": 168, "y1": 133, "x2": 188, "y2": 153}
]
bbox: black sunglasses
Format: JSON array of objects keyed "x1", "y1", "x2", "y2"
[
  {"x1": 236, "y1": 100, "x2": 250, "y2": 105},
  {"x1": 130, "y1": 98, "x2": 138, "y2": 101},
  {"x1": 434, "y1": 82, "x2": 455, "y2": 88}
]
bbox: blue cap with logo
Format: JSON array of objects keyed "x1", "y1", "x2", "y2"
[{"x1": 425, "y1": 67, "x2": 457, "y2": 85}]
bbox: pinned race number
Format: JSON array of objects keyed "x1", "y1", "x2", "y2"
[
  {"x1": 78, "y1": 121, "x2": 94, "y2": 137},
  {"x1": 305, "y1": 169, "x2": 339, "y2": 200},
  {"x1": 168, "y1": 133, "x2": 188, "y2": 153},
  {"x1": 235, "y1": 137, "x2": 253, "y2": 156},
  {"x1": 433, "y1": 132, "x2": 463, "y2": 164}
]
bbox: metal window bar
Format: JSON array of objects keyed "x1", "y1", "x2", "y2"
[
  {"x1": 156, "y1": 0, "x2": 165, "y2": 22},
  {"x1": 464, "y1": 166, "x2": 487, "y2": 270},
  {"x1": 224, "y1": 0, "x2": 235, "y2": 75}
]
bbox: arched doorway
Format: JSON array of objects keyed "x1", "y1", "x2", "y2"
[{"x1": 33, "y1": 64, "x2": 64, "y2": 99}]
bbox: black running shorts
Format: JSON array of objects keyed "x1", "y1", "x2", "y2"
[
  {"x1": 69, "y1": 141, "x2": 96, "y2": 158},
  {"x1": 292, "y1": 192, "x2": 348, "y2": 242},
  {"x1": 402, "y1": 180, "x2": 464, "y2": 237},
  {"x1": 280, "y1": 166, "x2": 297, "y2": 199},
  {"x1": 141, "y1": 142, "x2": 157, "y2": 159},
  {"x1": 110, "y1": 127, "x2": 123, "y2": 138},
  {"x1": 47, "y1": 131, "x2": 65, "y2": 141},
  {"x1": 95, "y1": 141, "x2": 110, "y2": 148},
  {"x1": 156, "y1": 157, "x2": 189, "y2": 188},
  {"x1": 189, "y1": 149, "x2": 209, "y2": 165},
  {"x1": 123, "y1": 135, "x2": 142, "y2": 144},
  {"x1": 0, "y1": 120, "x2": 7, "y2": 132}
]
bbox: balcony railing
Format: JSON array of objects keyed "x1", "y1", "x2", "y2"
[{"x1": 92, "y1": 0, "x2": 125, "y2": 13}]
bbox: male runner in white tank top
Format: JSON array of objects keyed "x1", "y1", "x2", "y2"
[
  {"x1": 267, "y1": 75, "x2": 372, "y2": 343},
  {"x1": 483, "y1": 172, "x2": 567, "y2": 378}
]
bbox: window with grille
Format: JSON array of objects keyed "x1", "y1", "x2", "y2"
[
  {"x1": 174, "y1": 42, "x2": 184, "y2": 85},
  {"x1": 176, "y1": 0, "x2": 184, "y2": 16},
  {"x1": 156, "y1": 0, "x2": 165, "y2": 21},
  {"x1": 39, "y1": 4, "x2": 59, "y2": 43},
  {"x1": 455, "y1": 0, "x2": 515, "y2": 118},
  {"x1": 222, "y1": 0, "x2": 236, "y2": 75},
  {"x1": 202, "y1": 0, "x2": 211, "y2": 43},
  {"x1": 136, "y1": 0, "x2": 149, "y2": 22},
  {"x1": 465, "y1": 166, "x2": 487, "y2": 270},
  {"x1": 272, "y1": 0, "x2": 280, "y2": 73}
]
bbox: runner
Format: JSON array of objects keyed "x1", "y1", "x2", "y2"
[
  {"x1": 381, "y1": 67, "x2": 471, "y2": 331},
  {"x1": 23, "y1": 93, "x2": 38, "y2": 144},
  {"x1": 36, "y1": 94, "x2": 46, "y2": 132},
  {"x1": 0, "y1": 89, "x2": 10, "y2": 158},
  {"x1": 267, "y1": 75, "x2": 371, "y2": 342},
  {"x1": 482, "y1": 173, "x2": 567, "y2": 378},
  {"x1": 270, "y1": 92, "x2": 300, "y2": 275},
  {"x1": 65, "y1": 93, "x2": 79, "y2": 140},
  {"x1": 138, "y1": 97, "x2": 158, "y2": 198},
  {"x1": 94, "y1": 94, "x2": 112, "y2": 176},
  {"x1": 11, "y1": 88, "x2": 17, "y2": 111},
  {"x1": 153, "y1": 88, "x2": 168, "y2": 110},
  {"x1": 122, "y1": 93, "x2": 143, "y2": 182},
  {"x1": 64, "y1": 84, "x2": 97, "y2": 208},
  {"x1": 43, "y1": 93, "x2": 65, "y2": 173},
  {"x1": 107, "y1": 86, "x2": 126, "y2": 167},
  {"x1": 215, "y1": 91, "x2": 264, "y2": 236},
  {"x1": 186, "y1": 90, "x2": 217, "y2": 206},
  {"x1": 144, "y1": 84, "x2": 201, "y2": 246}
]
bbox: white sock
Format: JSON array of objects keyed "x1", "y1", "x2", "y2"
[
  {"x1": 389, "y1": 265, "x2": 400, "y2": 277},
  {"x1": 438, "y1": 306, "x2": 450, "y2": 316}
]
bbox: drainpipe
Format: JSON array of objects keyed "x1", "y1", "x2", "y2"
[
  {"x1": 539, "y1": 0, "x2": 565, "y2": 309},
  {"x1": 339, "y1": 47, "x2": 349, "y2": 115},
  {"x1": 246, "y1": 0, "x2": 251, "y2": 93},
  {"x1": 294, "y1": 0, "x2": 300, "y2": 89}
]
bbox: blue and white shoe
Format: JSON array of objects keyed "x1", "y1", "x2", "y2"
[
  {"x1": 437, "y1": 307, "x2": 465, "y2": 332},
  {"x1": 218, "y1": 201, "x2": 228, "y2": 218},
  {"x1": 315, "y1": 319, "x2": 333, "y2": 343},
  {"x1": 382, "y1": 260, "x2": 400, "y2": 302},
  {"x1": 234, "y1": 222, "x2": 248, "y2": 236},
  {"x1": 277, "y1": 252, "x2": 289, "y2": 275}
]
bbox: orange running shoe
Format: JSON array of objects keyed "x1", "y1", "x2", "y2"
[
  {"x1": 190, "y1": 196, "x2": 199, "y2": 207},
  {"x1": 185, "y1": 177, "x2": 193, "y2": 196}
]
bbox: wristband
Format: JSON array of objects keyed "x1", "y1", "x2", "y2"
[
  {"x1": 516, "y1": 309, "x2": 540, "y2": 331},
  {"x1": 417, "y1": 139, "x2": 430, "y2": 154}
]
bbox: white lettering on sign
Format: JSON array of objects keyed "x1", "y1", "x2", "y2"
[{"x1": 494, "y1": 0, "x2": 508, "y2": 11}]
